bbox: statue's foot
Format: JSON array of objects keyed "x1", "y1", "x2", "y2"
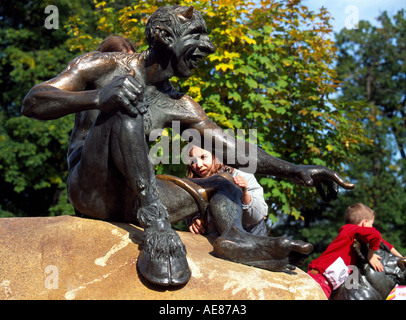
[
  {"x1": 137, "y1": 219, "x2": 191, "y2": 286},
  {"x1": 213, "y1": 226, "x2": 313, "y2": 271}
]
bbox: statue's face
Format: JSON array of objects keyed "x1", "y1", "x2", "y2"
[{"x1": 171, "y1": 16, "x2": 215, "y2": 78}]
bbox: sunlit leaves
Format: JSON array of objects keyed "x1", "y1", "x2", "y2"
[
  {"x1": 1, "y1": 0, "x2": 369, "y2": 220},
  {"x1": 62, "y1": 0, "x2": 367, "y2": 220}
]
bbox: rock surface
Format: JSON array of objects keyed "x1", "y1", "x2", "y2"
[{"x1": 0, "y1": 215, "x2": 326, "y2": 300}]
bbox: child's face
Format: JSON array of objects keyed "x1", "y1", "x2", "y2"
[{"x1": 189, "y1": 147, "x2": 214, "y2": 178}]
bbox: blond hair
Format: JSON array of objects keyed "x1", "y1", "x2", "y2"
[{"x1": 344, "y1": 203, "x2": 374, "y2": 225}]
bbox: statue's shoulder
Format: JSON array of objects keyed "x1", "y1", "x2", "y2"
[
  {"x1": 64, "y1": 51, "x2": 103, "y2": 70},
  {"x1": 63, "y1": 51, "x2": 137, "y2": 74},
  {"x1": 146, "y1": 80, "x2": 182, "y2": 101}
]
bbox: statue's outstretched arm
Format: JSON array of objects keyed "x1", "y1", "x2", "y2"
[{"x1": 178, "y1": 95, "x2": 354, "y2": 201}]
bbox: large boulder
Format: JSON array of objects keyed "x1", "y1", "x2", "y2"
[{"x1": 0, "y1": 216, "x2": 325, "y2": 300}]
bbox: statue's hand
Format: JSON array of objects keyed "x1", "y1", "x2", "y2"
[
  {"x1": 295, "y1": 165, "x2": 355, "y2": 202},
  {"x1": 97, "y1": 71, "x2": 147, "y2": 117}
]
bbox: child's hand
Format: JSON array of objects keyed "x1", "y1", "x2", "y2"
[
  {"x1": 189, "y1": 217, "x2": 205, "y2": 235},
  {"x1": 233, "y1": 176, "x2": 248, "y2": 190},
  {"x1": 233, "y1": 176, "x2": 251, "y2": 205},
  {"x1": 367, "y1": 249, "x2": 384, "y2": 272}
]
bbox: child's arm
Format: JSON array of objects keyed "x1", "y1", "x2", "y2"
[
  {"x1": 390, "y1": 247, "x2": 404, "y2": 258},
  {"x1": 381, "y1": 238, "x2": 403, "y2": 257},
  {"x1": 232, "y1": 175, "x2": 251, "y2": 205},
  {"x1": 367, "y1": 249, "x2": 384, "y2": 272},
  {"x1": 232, "y1": 172, "x2": 268, "y2": 225}
]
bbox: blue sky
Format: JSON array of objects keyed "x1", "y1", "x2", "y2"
[{"x1": 303, "y1": 0, "x2": 405, "y2": 33}]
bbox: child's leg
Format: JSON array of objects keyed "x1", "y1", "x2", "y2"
[{"x1": 308, "y1": 270, "x2": 333, "y2": 299}]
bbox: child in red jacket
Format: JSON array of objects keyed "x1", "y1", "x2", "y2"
[{"x1": 307, "y1": 203, "x2": 402, "y2": 299}]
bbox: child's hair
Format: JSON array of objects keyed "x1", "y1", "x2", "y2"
[
  {"x1": 97, "y1": 35, "x2": 136, "y2": 53},
  {"x1": 344, "y1": 203, "x2": 375, "y2": 225}
]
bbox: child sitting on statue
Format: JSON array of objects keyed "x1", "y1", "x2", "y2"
[{"x1": 307, "y1": 203, "x2": 403, "y2": 299}]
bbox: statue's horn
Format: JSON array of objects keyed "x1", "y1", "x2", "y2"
[{"x1": 182, "y1": 6, "x2": 194, "y2": 19}]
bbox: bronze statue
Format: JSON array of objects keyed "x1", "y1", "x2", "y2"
[
  {"x1": 330, "y1": 241, "x2": 406, "y2": 300},
  {"x1": 22, "y1": 5, "x2": 354, "y2": 286}
]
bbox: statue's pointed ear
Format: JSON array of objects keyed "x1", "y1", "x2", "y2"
[{"x1": 154, "y1": 26, "x2": 175, "y2": 49}]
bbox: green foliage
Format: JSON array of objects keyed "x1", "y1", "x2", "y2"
[
  {"x1": 335, "y1": 10, "x2": 406, "y2": 167},
  {"x1": 1, "y1": 0, "x2": 401, "y2": 270},
  {"x1": 0, "y1": 112, "x2": 75, "y2": 216},
  {"x1": 181, "y1": 0, "x2": 367, "y2": 219},
  {"x1": 332, "y1": 10, "x2": 406, "y2": 254},
  {"x1": 143, "y1": 0, "x2": 366, "y2": 219},
  {"x1": 0, "y1": 0, "x2": 83, "y2": 216},
  {"x1": 1, "y1": 0, "x2": 368, "y2": 221},
  {"x1": 275, "y1": 9, "x2": 406, "y2": 266}
]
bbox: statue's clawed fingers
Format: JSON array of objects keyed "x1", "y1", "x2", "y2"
[
  {"x1": 295, "y1": 165, "x2": 354, "y2": 202},
  {"x1": 97, "y1": 73, "x2": 146, "y2": 117}
]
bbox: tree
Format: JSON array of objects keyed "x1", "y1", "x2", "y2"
[
  {"x1": 333, "y1": 10, "x2": 406, "y2": 252},
  {"x1": 1, "y1": 0, "x2": 367, "y2": 222},
  {"x1": 336, "y1": 11, "x2": 406, "y2": 164},
  {"x1": 0, "y1": 0, "x2": 97, "y2": 216},
  {"x1": 84, "y1": 0, "x2": 366, "y2": 218},
  {"x1": 186, "y1": 0, "x2": 368, "y2": 220},
  {"x1": 275, "y1": 10, "x2": 406, "y2": 264}
]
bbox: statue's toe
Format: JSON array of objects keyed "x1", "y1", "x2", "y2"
[
  {"x1": 168, "y1": 255, "x2": 191, "y2": 286},
  {"x1": 212, "y1": 228, "x2": 313, "y2": 272},
  {"x1": 294, "y1": 240, "x2": 313, "y2": 254},
  {"x1": 137, "y1": 248, "x2": 171, "y2": 286}
]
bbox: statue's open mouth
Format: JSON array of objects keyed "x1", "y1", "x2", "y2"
[{"x1": 189, "y1": 49, "x2": 207, "y2": 69}]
